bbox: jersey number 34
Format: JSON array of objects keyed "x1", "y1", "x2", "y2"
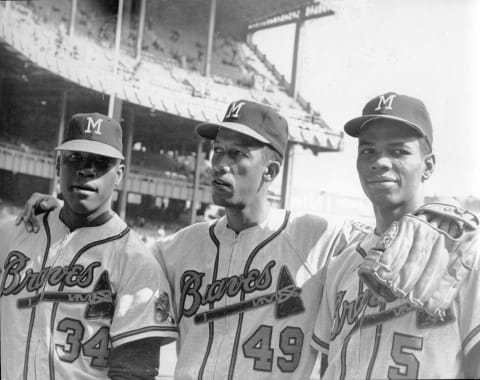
[{"x1": 56, "y1": 317, "x2": 110, "y2": 367}]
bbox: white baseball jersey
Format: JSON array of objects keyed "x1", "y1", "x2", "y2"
[
  {"x1": 0, "y1": 207, "x2": 178, "y2": 380},
  {"x1": 312, "y1": 228, "x2": 480, "y2": 379},
  {"x1": 153, "y1": 208, "x2": 364, "y2": 380}
]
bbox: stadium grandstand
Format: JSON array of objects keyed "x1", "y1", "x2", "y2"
[{"x1": 0, "y1": 0, "x2": 343, "y2": 240}]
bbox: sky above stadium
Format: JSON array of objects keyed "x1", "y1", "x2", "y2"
[{"x1": 253, "y1": 0, "x2": 479, "y2": 203}]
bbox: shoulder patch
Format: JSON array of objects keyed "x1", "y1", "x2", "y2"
[{"x1": 155, "y1": 292, "x2": 175, "y2": 324}]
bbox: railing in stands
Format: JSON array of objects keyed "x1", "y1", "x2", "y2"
[{"x1": 0, "y1": 144, "x2": 212, "y2": 203}]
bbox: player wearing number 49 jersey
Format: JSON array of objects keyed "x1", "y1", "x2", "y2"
[
  {"x1": 0, "y1": 113, "x2": 177, "y2": 380},
  {"x1": 155, "y1": 209, "x2": 363, "y2": 379},
  {"x1": 151, "y1": 100, "x2": 366, "y2": 380}
]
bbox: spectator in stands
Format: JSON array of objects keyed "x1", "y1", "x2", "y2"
[
  {"x1": 157, "y1": 224, "x2": 166, "y2": 238},
  {"x1": 54, "y1": 21, "x2": 67, "y2": 56}
]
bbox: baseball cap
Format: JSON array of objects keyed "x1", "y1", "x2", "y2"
[
  {"x1": 55, "y1": 113, "x2": 124, "y2": 159},
  {"x1": 196, "y1": 100, "x2": 289, "y2": 158},
  {"x1": 344, "y1": 92, "x2": 433, "y2": 148}
]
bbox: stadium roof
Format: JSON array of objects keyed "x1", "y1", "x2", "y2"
[
  {"x1": 216, "y1": 0, "x2": 316, "y2": 36},
  {"x1": 0, "y1": 1, "x2": 343, "y2": 154},
  {"x1": 154, "y1": 0, "x2": 322, "y2": 39}
]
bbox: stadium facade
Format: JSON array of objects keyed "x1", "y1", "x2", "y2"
[{"x1": 0, "y1": 0, "x2": 343, "y2": 235}]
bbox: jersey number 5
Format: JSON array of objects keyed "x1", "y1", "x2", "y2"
[
  {"x1": 388, "y1": 332, "x2": 423, "y2": 379},
  {"x1": 242, "y1": 325, "x2": 304, "y2": 372},
  {"x1": 56, "y1": 317, "x2": 110, "y2": 367}
]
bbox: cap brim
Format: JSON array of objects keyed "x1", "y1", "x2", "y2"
[
  {"x1": 55, "y1": 140, "x2": 125, "y2": 159},
  {"x1": 196, "y1": 122, "x2": 269, "y2": 144},
  {"x1": 344, "y1": 114, "x2": 426, "y2": 138}
]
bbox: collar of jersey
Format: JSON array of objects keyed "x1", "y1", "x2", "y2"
[
  {"x1": 218, "y1": 208, "x2": 286, "y2": 238},
  {"x1": 358, "y1": 229, "x2": 379, "y2": 253}
]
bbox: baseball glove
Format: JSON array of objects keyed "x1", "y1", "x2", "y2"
[{"x1": 358, "y1": 203, "x2": 480, "y2": 318}]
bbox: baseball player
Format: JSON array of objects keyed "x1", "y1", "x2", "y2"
[
  {"x1": 0, "y1": 113, "x2": 178, "y2": 379},
  {"x1": 150, "y1": 100, "x2": 368, "y2": 380},
  {"x1": 312, "y1": 92, "x2": 480, "y2": 379}
]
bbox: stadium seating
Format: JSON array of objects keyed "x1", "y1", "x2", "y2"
[
  {"x1": 4, "y1": 0, "x2": 319, "y2": 124},
  {"x1": 0, "y1": 1, "x2": 342, "y2": 215}
]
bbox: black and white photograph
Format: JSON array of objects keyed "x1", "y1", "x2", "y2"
[{"x1": 0, "y1": 0, "x2": 478, "y2": 379}]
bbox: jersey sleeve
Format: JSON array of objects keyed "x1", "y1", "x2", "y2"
[
  {"x1": 148, "y1": 237, "x2": 169, "y2": 276},
  {"x1": 458, "y1": 234, "x2": 480, "y2": 356},
  {"x1": 109, "y1": 233, "x2": 178, "y2": 348},
  {"x1": 284, "y1": 214, "x2": 350, "y2": 276},
  {"x1": 309, "y1": 218, "x2": 370, "y2": 275}
]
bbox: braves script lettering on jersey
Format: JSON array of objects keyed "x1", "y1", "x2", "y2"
[
  {"x1": 0, "y1": 208, "x2": 178, "y2": 380},
  {"x1": 154, "y1": 208, "x2": 364, "y2": 380},
  {"x1": 312, "y1": 228, "x2": 480, "y2": 379}
]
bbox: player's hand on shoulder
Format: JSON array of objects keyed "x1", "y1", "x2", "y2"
[{"x1": 15, "y1": 192, "x2": 62, "y2": 233}]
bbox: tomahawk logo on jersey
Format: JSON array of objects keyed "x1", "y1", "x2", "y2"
[
  {"x1": 0, "y1": 208, "x2": 178, "y2": 380},
  {"x1": 181, "y1": 262, "x2": 305, "y2": 324}
]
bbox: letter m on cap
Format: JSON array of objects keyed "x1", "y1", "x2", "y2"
[
  {"x1": 224, "y1": 101, "x2": 245, "y2": 119},
  {"x1": 85, "y1": 117, "x2": 103, "y2": 135},
  {"x1": 375, "y1": 94, "x2": 397, "y2": 111}
]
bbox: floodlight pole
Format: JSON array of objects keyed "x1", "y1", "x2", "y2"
[
  {"x1": 50, "y1": 89, "x2": 68, "y2": 195},
  {"x1": 280, "y1": 142, "x2": 294, "y2": 209},
  {"x1": 108, "y1": 0, "x2": 124, "y2": 118},
  {"x1": 290, "y1": 10, "x2": 305, "y2": 99},
  {"x1": 204, "y1": 0, "x2": 216, "y2": 77},
  {"x1": 69, "y1": 0, "x2": 77, "y2": 37},
  {"x1": 190, "y1": 140, "x2": 203, "y2": 224},
  {"x1": 4, "y1": 1, "x2": 10, "y2": 19},
  {"x1": 136, "y1": 0, "x2": 146, "y2": 59},
  {"x1": 118, "y1": 107, "x2": 134, "y2": 220}
]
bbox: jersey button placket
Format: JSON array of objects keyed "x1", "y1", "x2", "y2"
[
  {"x1": 212, "y1": 232, "x2": 238, "y2": 379},
  {"x1": 44, "y1": 231, "x2": 76, "y2": 375},
  {"x1": 226, "y1": 234, "x2": 240, "y2": 317}
]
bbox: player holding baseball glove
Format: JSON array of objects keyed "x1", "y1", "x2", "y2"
[{"x1": 312, "y1": 92, "x2": 480, "y2": 379}]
